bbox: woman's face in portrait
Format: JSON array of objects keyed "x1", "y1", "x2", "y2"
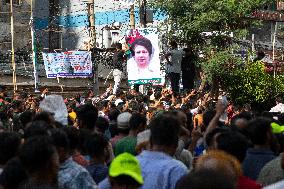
[{"x1": 134, "y1": 45, "x2": 150, "y2": 69}]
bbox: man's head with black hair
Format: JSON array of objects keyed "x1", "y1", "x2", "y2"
[
  {"x1": 75, "y1": 104, "x2": 98, "y2": 131},
  {"x1": 0, "y1": 132, "x2": 21, "y2": 166},
  {"x1": 205, "y1": 127, "x2": 229, "y2": 148},
  {"x1": 50, "y1": 129, "x2": 70, "y2": 163},
  {"x1": 109, "y1": 175, "x2": 141, "y2": 189},
  {"x1": 95, "y1": 116, "x2": 109, "y2": 134},
  {"x1": 96, "y1": 100, "x2": 109, "y2": 112},
  {"x1": 183, "y1": 110, "x2": 193, "y2": 132},
  {"x1": 116, "y1": 103, "x2": 125, "y2": 112},
  {"x1": 135, "y1": 94, "x2": 144, "y2": 103},
  {"x1": 175, "y1": 169, "x2": 236, "y2": 189},
  {"x1": 109, "y1": 108, "x2": 120, "y2": 121},
  {"x1": 236, "y1": 111, "x2": 253, "y2": 121},
  {"x1": 12, "y1": 100, "x2": 23, "y2": 112},
  {"x1": 203, "y1": 109, "x2": 216, "y2": 129},
  {"x1": 149, "y1": 114, "x2": 181, "y2": 156},
  {"x1": 154, "y1": 91, "x2": 162, "y2": 100},
  {"x1": 246, "y1": 117, "x2": 273, "y2": 147},
  {"x1": 129, "y1": 113, "x2": 147, "y2": 132},
  {"x1": 276, "y1": 97, "x2": 284, "y2": 104},
  {"x1": 231, "y1": 111, "x2": 253, "y2": 134},
  {"x1": 24, "y1": 120, "x2": 51, "y2": 139},
  {"x1": 85, "y1": 133, "x2": 108, "y2": 160},
  {"x1": 128, "y1": 100, "x2": 140, "y2": 112},
  {"x1": 116, "y1": 89, "x2": 125, "y2": 99},
  {"x1": 216, "y1": 131, "x2": 249, "y2": 162},
  {"x1": 108, "y1": 108, "x2": 120, "y2": 137},
  {"x1": 85, "y1": 89, "x2": 94, "y2": 99},
  {"x1": 0, "y1": 157, "x2": 28, "y2": 189},
  {"x1": 261, "y1": 111, "x2": 274, "y2": 120},
  {"x1": 143, "y1": 95, "x2": 150, "y2": 103},
  {"x1": 19, "y1": 136, "x2": 59, "y2": 182},
  {"x1": 19, "y1": 110, "x2": 35, "y2": 129},
  {"x1": 62, "y1": 127, "x2": 80, "y2": 153},
  {"x1": 18, "y1": 182, "x2": 58, "y2": 189},
  {"x1": 126, "y1": 93, "x2": 135, "y2": 101},
  {"x1": 33, "y1": 111, "x2": 55, "y2": 128},
  {"x1": 66, "y1": 101, "x2": 76, "y2": 113}
]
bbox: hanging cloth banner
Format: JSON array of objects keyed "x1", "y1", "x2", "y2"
[{"x1": 42, "y1": 51, "x2": 93, "y2": 78}]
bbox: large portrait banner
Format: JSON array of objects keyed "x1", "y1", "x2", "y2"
[
  {"x1": 126, "y1": 28, "x2": 161, "y2": 85},
  {"x1": 42, "y1": 51, "x2": 92, "y2": 78}
]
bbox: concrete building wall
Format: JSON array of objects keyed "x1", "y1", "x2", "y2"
[
  {"x1": 0, "y1": 0, "x2": 32, "y2": 52},
  {"x1": 93, "y1": 0, "x2": 166, "y2": 48},
  {"x1": 0, "y1": 0, "x2": 166, "y2": 89},
  {"x1": 34, "y1": 0, "x2": 49, "y2": 51},
  {"x1": 58, "y1": 0, "x2": 89, "y2": 50},
  {"x1": 0, "y1": 0, "x2": 166, "y2": 52}
]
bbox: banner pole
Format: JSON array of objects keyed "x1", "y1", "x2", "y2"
[
  {"x1": 10, "y1": 0, "x2": 17, "y2": 92},
  {"x1": 30, "y1": 0, "x2": 39, "y2": 92}
]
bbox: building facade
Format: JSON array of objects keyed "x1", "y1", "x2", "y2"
[{"x1": 0, "y1": 0, "x2": 165, "y2": 89}]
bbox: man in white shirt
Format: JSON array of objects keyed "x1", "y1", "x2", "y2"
[
  {"x1": 166, "y1": 41, "x2": 184, "y2": 95},
  {"x1": 270, "y1": 97, "x2": 284, "y2": 113},
  {"x1": 112, "y1": 43, "x2": 125, "y2": 95},
  {"x1": 264, "y1": 180, "x2": 284, "y2": 189}
]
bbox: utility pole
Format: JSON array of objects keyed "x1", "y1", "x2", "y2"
[
  {"x1": 10, "y1": 0, "x2": 17, "y2": 92},
  {"x1": 87, "y1": 0, "x2": 99, "y2": 94},
  {"x1": 130, "y1": 4, "x2": 135, "y2": 29},
  {"x1": 139, "y1": 0, "x2": 147, "y2": 28},
  {"x1": 88, "y1": 0, "x2": 96, "y2": 46}
]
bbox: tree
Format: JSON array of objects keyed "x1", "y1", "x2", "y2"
[
  {"x1": 151, "y1": 0, "x2": 284, "y2": 108},
  {"x1": 151, "y1": 0, "x2": 272, "y2": 47},
  {"x1": 201, "y1": 49, "x2": 284, "y2": 110}
]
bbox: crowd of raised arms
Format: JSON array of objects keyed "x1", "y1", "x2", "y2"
[{"x1": 0, "y1": 84, "x2": 284, "y2": 189}]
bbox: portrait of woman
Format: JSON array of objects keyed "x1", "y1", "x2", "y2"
[
  {"x1": 127, "y1": 36, "x2": 160, "y2": 81},
  {"x1": 132, "y1": 37, "x2": 153, "y2": 70}
]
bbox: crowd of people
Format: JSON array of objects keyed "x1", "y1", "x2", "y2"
[{"x1": 0, "y1": 81, "x2": 284, "y2": 189}]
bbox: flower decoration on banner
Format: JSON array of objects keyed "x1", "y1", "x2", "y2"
[
  {"x1": 126, "y1": 29, "x2": 143, "y2": 45},
  {"x1": 125, "y1": 29, "x2": 143, "y2": 57}
]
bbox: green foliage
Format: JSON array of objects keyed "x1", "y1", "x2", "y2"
[
  {"x1": 228, "y1": 61, "x2": 274, "y2": 104},
  {"x1": 151, "y1": 0, "x2": 279, "y2": 106},
  {"x1": 201, "y1": 49, "x2": 243, "y2": 84},
  {"x1": 201, "y1": 50, "x2": 284, "y2": 105},
  {"x1": 151, "y1": 0, "x2": 272, "y2": 46}
]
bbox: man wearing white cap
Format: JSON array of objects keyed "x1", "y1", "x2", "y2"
[{"x1": 110, "y1": 112, "x2": 132, "y2": 148}]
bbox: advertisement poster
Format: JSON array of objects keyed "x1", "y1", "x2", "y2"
[
  {"x1": 126, "y1": 28, "x2": 161, "y2": 85},
  {"x1": 42, "y1": 51, "x2": 92, "y2": 78}
]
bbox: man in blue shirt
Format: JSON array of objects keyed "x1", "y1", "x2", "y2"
[
  {"x1": 242, "y1": 118, "x2": 276, "y2": 180},
  {"x1": 52, "y1": 129, "x2": 97, "y2": 189},
  {"x1": 99, "y1": 113, "x2": 188, "y2": 189}
]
